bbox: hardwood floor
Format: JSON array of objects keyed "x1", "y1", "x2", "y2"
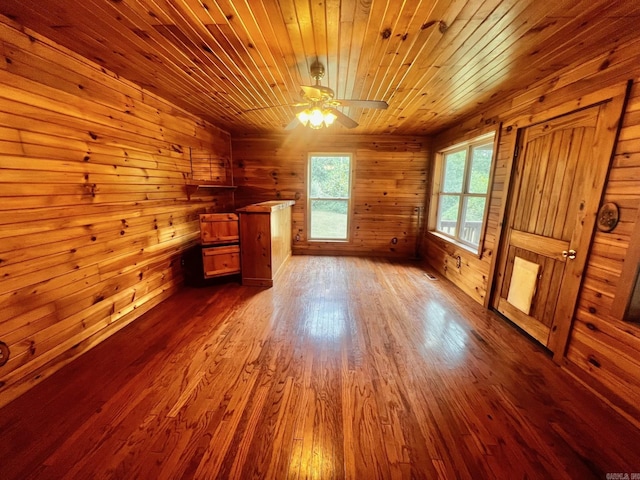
[{"x1": 1, "y1": 256, "x2": 639, "y2": 479}]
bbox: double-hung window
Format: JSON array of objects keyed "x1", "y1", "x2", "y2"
[
  {"x1": 308, "y1": 154, "x2": 352, "y2": 241},
  {"x1": 432, "y1": 133, "x2": 495, "y2": 252}
]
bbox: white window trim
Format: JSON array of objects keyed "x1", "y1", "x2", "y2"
[
  {"x1": 429, "y1": 132, "x2": 497, "y2": 256},
  {"x1": 307, "y1": 152, "x2": 354, "y2": 242}
]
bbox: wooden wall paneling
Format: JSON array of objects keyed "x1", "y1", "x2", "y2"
[
  {"x1": 2, "y1": 277, "x2": 182, "y2": 406},
  {"x1": 610, "y1": 186, "x2": 640, "y2": 321},
  {"x1": 0, "y1": 51, "x2": 226, "y2": 156},
  {"x1": 232, "y1": 133, "x2": 429, "y2": 258},
  {"x1": 422, "y1": 32, "x2": 640, "y2": 425},
  {"x1": 2, "y1": 2, "x2": 203, "y2": 108},
  {"x1": 0, "y1": 17, "x2": 232, "y2": 408},
  {"x1": 2, "y1": 254, "x2": 183, "y2": 376},
  {"x1": 556, "y1": 81, "x2": 640, "y2": 426},
  {"x1": 421, "y1": 123, "x2": 503, "y2": 306}
]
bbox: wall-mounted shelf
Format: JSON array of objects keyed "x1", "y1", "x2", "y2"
[{"x1": 185, "y1": 180, "x2": 237, "y2": 200}]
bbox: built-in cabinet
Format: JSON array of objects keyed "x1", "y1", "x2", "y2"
[
  {"x1": 237, "y1": 201, "x2": 295, "y2": 287},
  {"x1": 199, "y1": 213, "x2": 241, "y2": 278},
  {"x1": 198, "y1": 202, "x2": 295, "y2": 285}
]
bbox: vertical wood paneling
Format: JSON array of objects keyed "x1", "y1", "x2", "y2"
[
  {"x1": 2, "y1": 2, "x2": 640, "y2": 135},
  {"x1": 0, "y1": 18, "x2": 232, "y2": 408},
  {"x1": 232, "y1": 132, "x2": 429, "y2": 257},
  {"x1": 421, "y1": 35, "x2": 640, "y2": 425}
]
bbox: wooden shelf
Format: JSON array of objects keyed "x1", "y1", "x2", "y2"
[{"x1": 186, "y1": 181, "x2": 237, "y2": 200}]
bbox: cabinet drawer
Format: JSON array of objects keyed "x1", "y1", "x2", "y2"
[
  {"x1": 202, "y1": 245, "x2": 240, "y2": 278},
  {"x1": 200, "y1": 213, "x2": 239, "y2": 245}
]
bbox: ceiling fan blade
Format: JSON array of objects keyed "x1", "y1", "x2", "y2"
[
  {"x1": 243, "y1": 102, "x2": 309, "y2": 113},
  {"x1": 284, "y1": 117, "x2": 300, "y2": 130},
  {"x1": 333, "y1": 99, "x2": 388, "y2": 109},
  {"x1": 328, "y1": 108, "x2": 358, "y2": 129}
]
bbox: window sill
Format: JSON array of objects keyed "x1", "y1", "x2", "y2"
[
  {"x1": 428, "y1": 231, "x2": 480, "y2": 257},
  {"x1": 307, "y1": 239, "x2": 350, "y2": 243}
]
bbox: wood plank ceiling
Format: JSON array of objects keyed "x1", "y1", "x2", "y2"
[{"x1": 1, "y1": 0, "x2": 639, "y2": 136}]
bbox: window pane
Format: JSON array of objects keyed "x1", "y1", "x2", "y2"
[
  {"x1": 460, "y1": 196, "x2": 486, "y2": 246},
  {"x1": 437, "y1": 195, "x2": 460, "y2": 236},
  {"x1": 442, "y1": 150, "x2": 466, "y2": 193},
  {"x1": 468, "y1": 144, "x2": 493, "y2": 193},
  {"x1": 310, "y1": 156, "x2": 350, "y2": 198},
  {"x1": 310, "y1": 200, "x2": 348, "y2": 239}
]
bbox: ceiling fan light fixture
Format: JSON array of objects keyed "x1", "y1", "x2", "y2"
[
  {"x1": 308, "y1": 107, "x2": 325, "y2": 128},
  {"x1": 323, "y1": 110, "x2": 337, "y2": 126},
  {"x1": 296, "y1": 109, "x2": 311, "y2": 126},
  {"x1": 296, "y1": 106, "x2": 337, "y2": 129},
  {"x1": 277, "y1": 62, "x2": 387, "y2": 131}
]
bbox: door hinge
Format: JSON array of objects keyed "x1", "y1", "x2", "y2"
[{"x1": 514, "y1": 145, "x2": 520, "y2": 159}]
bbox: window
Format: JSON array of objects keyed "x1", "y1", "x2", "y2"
[
  {"x1": 308, "y1": 154, "x2": 352, "y2": 240},
  {"x1": 432, "y1": 133, "x2": 495, "y2": 251}
]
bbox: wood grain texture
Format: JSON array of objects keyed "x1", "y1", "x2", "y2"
[
  {"x1": 1, "y1": 1, "x2": 639, "y2": 136},
  {"x1": 233, "y1": 132, "x2": 429, "y2": 258},
  {"x1": 421, "y1": 33, "x2": 640, "y2": 426},
  {"x1": 199, "y1": 213, "x2": 240, "y2": 245},
  {"x1": 238, "y1": 201, "x2": 293, "y2": 287},
  {"x1": 0, "y1": 18, "x2": 233, "y2": 408},
  {"x1": 0, "y1": 256, "x2": 639, "y2": 479}
]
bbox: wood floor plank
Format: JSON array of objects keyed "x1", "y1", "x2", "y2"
[{"x1": 1, "y1": 255, "x2": 639, "y2": 479}]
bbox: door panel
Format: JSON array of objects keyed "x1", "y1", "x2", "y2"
[{"x1": 494, "y1": 104, "x2": 610, "y2": 353}]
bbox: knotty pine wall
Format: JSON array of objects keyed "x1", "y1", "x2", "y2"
[
  {"x1": 0, "y1": 17, "x2": 232, "y2": 408},
  {"x1": 232, "y1": 133, "x2": 429, "y2": 257},
  {"x1": 421, "y1": 35, "x2": 640, "y2": 425}
]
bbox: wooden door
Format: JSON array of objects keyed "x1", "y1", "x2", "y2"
[{"x1": 494, "y1": 99, "x2": 624, "y2": 357}]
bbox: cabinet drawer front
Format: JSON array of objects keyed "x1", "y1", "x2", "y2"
[
  {"x1": 202, "y1": 245, "x2": 240, "y2": 278},
  {"x1": 200, "y1": 213, "x2": 239, "y2": 245}
]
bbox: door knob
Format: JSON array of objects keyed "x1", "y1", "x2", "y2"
[{"x1": 562, "y1": 249, "x2": 577, "y2": 260}]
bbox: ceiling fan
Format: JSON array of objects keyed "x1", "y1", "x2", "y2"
[{"x1": 246, "y1": 61, "x2": 388, "y2": 130}]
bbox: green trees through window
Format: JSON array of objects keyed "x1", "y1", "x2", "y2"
[
  {"x1": 309, "y1": 155, "x2": 351, "y2": 240},
  {"x1": 435, "y1": 137, "x2": 494, "y2": 249}
]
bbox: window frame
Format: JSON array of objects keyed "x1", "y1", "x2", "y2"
[
  {"x1": 429, "y1": 132, "x2": 497, "y2": 256},
  {"x1": 307, "y1": 152, "x2": 354, "y2": 242}
]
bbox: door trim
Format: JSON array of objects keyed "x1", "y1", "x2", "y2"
[{"x1": 488, "y1": 80, "x2": 632, "y2": 363}]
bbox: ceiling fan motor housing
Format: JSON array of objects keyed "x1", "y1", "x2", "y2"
[{"x1": 310, "y1": 60, "x2": 325, "y2": 81}]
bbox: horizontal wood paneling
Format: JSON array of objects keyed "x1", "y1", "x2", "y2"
[
  {"x1": 421, "y1": 35, "x2": 640, "y2": 426},
  {"x1": 422, "y1": 123, "x2": 502, "y2": 305},
  {"x1": 232, "y1": 133, "x2": 429, "y2": 257},
  {"x1": 0, "y1": 18, "x2": 232, "y2": 408}
]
